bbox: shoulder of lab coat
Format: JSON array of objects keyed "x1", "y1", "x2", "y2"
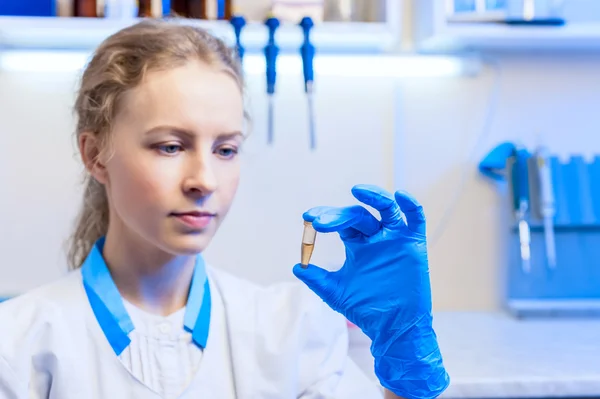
[
  {"x1": 0, "y1": 270, "x2": 86, "y2": 398},
  {"x1": 208, "y1": 266, "x2": 383, "y2": 399}
]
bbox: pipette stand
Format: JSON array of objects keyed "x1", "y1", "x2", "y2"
[{"x1": 505, "y1": 154, "x2": 600, "y2": 318}]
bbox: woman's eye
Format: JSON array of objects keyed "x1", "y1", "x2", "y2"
[
  {"x1": 217, "y1": 147, "x2": 239, "y2": 159},
  {"x1": 157, "y1": 144, "x2": 183, "y2": 155}
]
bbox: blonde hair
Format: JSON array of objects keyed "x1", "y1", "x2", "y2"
[{"x1": 68, "y1": 19, "x2": 245, "y2": 270}]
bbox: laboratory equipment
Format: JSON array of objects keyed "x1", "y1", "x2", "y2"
[
  {"x1": 299, "y1": 17, "x2": 316, "y2": 150},
  {"x1": 264, "y1": 16, "x2": 280, "y2": 145},
  {"x1": 510, "y1": 148, "x2": 532, "y2": 273},
  {"x1": 446, "y1": 0, "x2": 565, "y2": 24},
  {"x1": 217, "y1": 0, "x2": 232, "y2": 20},
  {"x1": 57, "y1": 0, "x2": 73, "y2": 16},
  {"x1": 301, "y1": 221, "x2": 317, "y2": 267},
  {"x1": 505, "y1": 0, "x2": 565, "y2": 25},
  {"x1": 163, "y1": 0, "x2": 172, "y2": 16},
  {"x1": 534, "y1": 146, "x2": 557, "y2": 269},
  {"x1": 480, "y1": 142, "x2": 600, "y2": 318},
  {"x1": 188, "y1": 0, "x2": 207, "y2": 19},
  {"x1": 230, "y1": 14, "x2": 246, "y2": 62},
  {"x1": 131, "y1": 0, "x2": 166, "y2": 17},
  {"x1": 171, "y1": 0, "x2": 188, "y2": 16},
  {"x1": 294, "y1": 184, "x2": 449, "y2": 399},
  {"x1": 0, "y1": 0, "x2": 55, "y2": 16},
  {"x1": 74, "y1": 0, "x2": 100, "y2": 17},
  {"x1": 138, "y1": 0, "x2": 153, "y2": 17}
]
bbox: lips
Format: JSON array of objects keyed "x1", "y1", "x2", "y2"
[
  {"x1": 173, "y1": 211, "x2": 216, "y2": 217},
  {"x1": 172, "y1": 211, "x2": 216, "y2": 229}
]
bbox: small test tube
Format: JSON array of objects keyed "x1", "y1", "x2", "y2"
[{"x1": 301, "y1": 221, "x2": 317, "y2": 268}]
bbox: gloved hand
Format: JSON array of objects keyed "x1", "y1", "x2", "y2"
[{"x1": 293, "y1": 184, "x2": 450, "y2": 399}]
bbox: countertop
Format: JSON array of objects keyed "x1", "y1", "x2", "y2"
[{"x1": 348, "y1": 311, "x2": 600, "y2": 398}]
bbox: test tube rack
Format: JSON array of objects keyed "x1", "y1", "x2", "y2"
[{"x1": 504, "y1": 153, "x2": 600, "y2": 318}]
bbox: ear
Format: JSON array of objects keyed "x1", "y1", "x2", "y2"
[{"x1": 79, "y1": 132, "x2": 109, "y2": 185}]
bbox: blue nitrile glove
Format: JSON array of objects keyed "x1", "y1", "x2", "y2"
[{"x1": 293, "y1": 184, "x2": 450, "y2": 399}]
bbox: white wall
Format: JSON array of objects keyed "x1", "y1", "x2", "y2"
[
  {"x1": 2, "y1": 52, "x2": 600, "y2": 311},
  {"x1": 0, "y1": 64, "x2": 394, "y2": 295}
]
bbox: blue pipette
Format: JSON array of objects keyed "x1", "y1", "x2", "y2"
[
  {"x1": 264, "y1": 16, "x2": 280, "y2": 145},
  {"x1": 512, "y1": 148, "x2": 532, "y2": 273},
  {"x1": 299, "y1": 16, "x2": 316, "y2": 150},
  {"x1": 230, "y1": 14, "x2": 246, "y2": 63}
]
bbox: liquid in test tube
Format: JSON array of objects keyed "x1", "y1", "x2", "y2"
[{"x1": 301, "y1": 221, "x2": 317, "y2": 268}]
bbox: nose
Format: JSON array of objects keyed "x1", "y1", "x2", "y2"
[{"x1": 182, "y1": 152, "x2": 218, "y2": 198}]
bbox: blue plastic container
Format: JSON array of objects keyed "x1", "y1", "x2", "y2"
[{"x1": 0, "y1": 0, "x2": 56, "y2": 16}]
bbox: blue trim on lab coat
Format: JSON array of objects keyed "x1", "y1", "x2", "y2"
[{"x1": 81, "y1": 237, "x2": 211, "y2": 356}]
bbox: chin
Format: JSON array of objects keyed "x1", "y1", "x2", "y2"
[{"x1": 161, "y1": 233, "x2": 215, "y2": 256}]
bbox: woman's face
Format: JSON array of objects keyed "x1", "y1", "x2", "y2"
[{"x1": 89, "y1": 60, "x2": 244, "y2": 256}]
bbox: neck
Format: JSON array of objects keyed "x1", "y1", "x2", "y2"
[{"x1": 102, "y1": 223, "x2": 196, "y2": 317}]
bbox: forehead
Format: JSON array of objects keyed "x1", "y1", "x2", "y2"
[{"x1": 118, "y1": 60, "x2": 244, "y2": 133}]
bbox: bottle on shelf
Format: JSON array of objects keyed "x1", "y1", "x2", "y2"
[
  {"x1": 151, "y1": 0, "x2": 165, "y2": 17},
  {"x1": 57, "y1": 0, "x2": 74, "y2": 17},
  {"x1": 171, "y1": 0, "x2": 189, "y2": 17},
  {"x1": 218, "y1": 0, "x2": 233, "y2": 20},
  {"x1": 73, "y1": 0, "x2": 100, "y2": 17},
  {"x1": 138, "y1": 0, "x2": 153, "y2": 17},
  {"x1": 137, "y1": 0, "x2": 171, "y2": 17},
  {"x1": 167, "y1": 0, "x2": 230, "y2": 20},
  {"x1": 188, "y1": 0, "x2": 207, "y2": 19}
]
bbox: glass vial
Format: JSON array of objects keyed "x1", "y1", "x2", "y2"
[{"x1": 301, "y1": 221, "x2": 317, "y2": 267}]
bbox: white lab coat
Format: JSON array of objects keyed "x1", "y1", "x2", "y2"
[{"x1": 0, "y1": 265, "x2": 383, "y2": 398}]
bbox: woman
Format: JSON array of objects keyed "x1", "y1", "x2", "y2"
[{"x1": 0, "y1": 19, "x2": 449, "y2": 399}]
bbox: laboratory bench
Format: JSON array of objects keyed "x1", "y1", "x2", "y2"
[{"x1": 348, "y1": 311, "x2": 600, "y2": 399}]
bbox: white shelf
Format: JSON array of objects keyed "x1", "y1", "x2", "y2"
[
  {"x1": 420, "y1": 22, "x2": 600, "y2": 52},
  {"x1": 0, "y1": 15, "x2": 399, "y2": 54},
  {"x1": 414, "y1": 0, "x2": 600, "y2": 53}
]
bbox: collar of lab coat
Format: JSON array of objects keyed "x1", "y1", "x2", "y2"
[{"x1": 81, "y1": 237, "x2": 211, "y2": 356}]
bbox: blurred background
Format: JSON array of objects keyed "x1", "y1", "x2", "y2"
[
  {"x1": 2, "y1": 0, "x2": 600, "y2": 312},
  {"x1": 2, "y1": 1, "x2": 600, "y2": 396}
]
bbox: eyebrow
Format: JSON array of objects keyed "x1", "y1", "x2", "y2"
[
  {"x1": 145, "y1": 126, "x2": 244, "y2": 141},
  {"x1": 217, "y1": 131, "x2": 245, "y2": 141}
]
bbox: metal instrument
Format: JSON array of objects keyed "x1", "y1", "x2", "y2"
[{"x1": 535, "y1": 146, "x2": 557, "y2": 269}]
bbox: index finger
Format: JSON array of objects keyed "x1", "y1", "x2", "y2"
[
  {"x1": 351, "y1": 184, "x2": 403, "y2": 228},
  {"x1": 311, "y1": 205, "x2": 380, "y2": 237}
]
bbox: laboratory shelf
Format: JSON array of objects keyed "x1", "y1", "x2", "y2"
[
  {"x1": 0, "y1": 15, "x2": 400, "y2": 54},
  {"x1": 419, "y1": 22, "x2": 600, "y2": 53},
  {"x1": 414, "y1": 0, "x2": 600, "y2": 53}
]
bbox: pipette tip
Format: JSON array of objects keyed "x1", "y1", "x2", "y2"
[{"x1": 267, "y1": 96, "x2": 274, "y2": 144}]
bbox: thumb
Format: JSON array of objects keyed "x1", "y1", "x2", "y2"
[{"x1": 293, "y1": 263, "x2": 337, "y2": 305}]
